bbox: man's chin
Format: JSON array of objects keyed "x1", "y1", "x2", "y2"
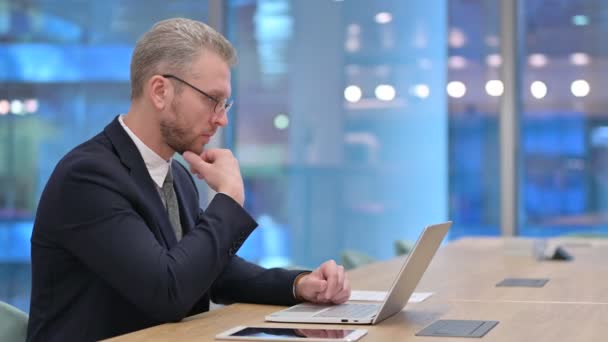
[
  {"x1": 173, "y1": 143, "x2": 204, "y2": 156},
  {"x1": 186, "y1": 145, "x2": 204, "y2": 155}
]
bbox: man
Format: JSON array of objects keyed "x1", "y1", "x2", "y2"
[{"x1": 27, "y1": 18, "x2": 350, "y2": 341}]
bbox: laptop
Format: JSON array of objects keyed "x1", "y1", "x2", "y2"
[{"x1": 265, "y1": 221, "x2": 452, "y2": 325}]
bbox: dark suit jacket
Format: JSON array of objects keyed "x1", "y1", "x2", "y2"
[{"x1": 27, "y1": 117, "x2": 303, "y2": 341}]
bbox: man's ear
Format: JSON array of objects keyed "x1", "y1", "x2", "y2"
[{"x1": 147, "y1": 75, "x2": 171, "y2": 110}]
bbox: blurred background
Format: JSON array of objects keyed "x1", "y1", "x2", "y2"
[{"x1": 2, "y1": 0, "x2": 608, "y2": 312}]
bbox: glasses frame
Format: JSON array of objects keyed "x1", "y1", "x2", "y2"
[{"x1": 162, "y1": 74, "x2": 233, "y2": 113}]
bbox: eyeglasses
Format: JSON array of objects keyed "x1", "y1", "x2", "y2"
[{"x1": 162, "y1": 74, "x2": 233, "y2": 113}]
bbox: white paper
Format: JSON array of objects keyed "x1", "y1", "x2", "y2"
[
  {"x1": 350, "y1": 290, "x2": 387, "y2": 301},
  {"x1": 350, "y1": 290, "x2": 433, "y2": 303},
  {"x1": 409, "y1": 292, "x2": 433, "y2": 303}
]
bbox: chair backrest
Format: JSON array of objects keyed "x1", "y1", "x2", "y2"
[
  {"x1": 564, "y1": 232, "x2": 608, "y2": 239},
  {"x1": 0, "y1": 301, "x2": 28, "y2": 342},
  {"x1": 340, "y1": 250, "x2": 377, "y2": 270},
  {"x1": 394, "y1": 239, "x2": 415, "y2": 256}
]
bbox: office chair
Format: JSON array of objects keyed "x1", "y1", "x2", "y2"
[
  {"x1": 0, "y1": 301, "x2": 28, "y2": 342},
  {"x1": 394, "y1": 240, "x2": 415, "y2": 256},
  {"x1": 564, "y1": 232, "x2": 608, "y2": 238},
  {"x1": 340, "y1": 250, "x2": 377, "y2": 270}
]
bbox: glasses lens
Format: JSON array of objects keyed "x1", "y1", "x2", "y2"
[
  {"x1": 224, "y1": 100, "x2": 233, "y2": 113},
  {"x1": 215, "y1": 99, "x2": 233, "y2": 113}
]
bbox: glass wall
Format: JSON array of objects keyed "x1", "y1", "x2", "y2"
[
  {"x1": 447, "y1": 0, "x2": 500, "y2": 238},
  {"x1": 0, "y1": 0, "x2": 208, "y2": 312},
  {"x1": 3, "y1": 0, "x2": 607, "y2": 316},
  {"x1": 228, "y1": 0, "x2": 448, "y2": 268},
  {"x1": 520, "y1": 0, "x2": 608, "y2": 236}
]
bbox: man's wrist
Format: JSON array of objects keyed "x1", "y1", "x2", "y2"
[{"x1": 292, "y1": 271, "x2": 311, "y2": 301}]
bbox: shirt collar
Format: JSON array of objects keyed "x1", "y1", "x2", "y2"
[{"x1": 118, "y1": 115, "x2": 171, "y2": 188}]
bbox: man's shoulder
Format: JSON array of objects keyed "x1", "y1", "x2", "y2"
[
  {"x1": 34, "y1": 130, "x2": 126, "y2": 232},
  {"x1": 55, "y1": 131, "x2": 121, "y2": 178}
]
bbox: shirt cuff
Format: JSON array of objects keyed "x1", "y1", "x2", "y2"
[{"x1": 292, "y1": 271, "x2": 312, "y2": 301}]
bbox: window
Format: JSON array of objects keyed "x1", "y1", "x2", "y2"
[
  {"x1": 0, "y1": 0, "x2": 208, "y2": 312},
  {"x1": 228, "y1": 0, "x2": 448, "y2": 268}
]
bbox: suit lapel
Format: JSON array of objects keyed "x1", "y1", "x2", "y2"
[{"x1": 103, "y1": 116, "x2": 178, "y2": 247}]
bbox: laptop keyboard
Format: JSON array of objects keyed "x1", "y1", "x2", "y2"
[{"x1": 314, "y1": 303, "x2": 380, "y2": 318}]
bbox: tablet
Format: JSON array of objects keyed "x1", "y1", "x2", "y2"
[{"x1": 215, "y1": 326, "x2": 368, "y2": 341}]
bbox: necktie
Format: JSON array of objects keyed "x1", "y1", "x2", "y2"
[{"x1": 162, "y1": 167, "x2": 183, "y2": 241}]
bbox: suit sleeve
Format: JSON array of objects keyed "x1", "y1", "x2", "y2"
[
  {"x1": 50, "y1": 160, "x2": 256, "y2": 323},
  {"x1": 210, "y1": 256, "x2": 308, "y2": 306}
]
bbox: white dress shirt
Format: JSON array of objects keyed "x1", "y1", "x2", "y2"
[{"x1": 118, "y1": 115, "x2": 171, "y2": 188}]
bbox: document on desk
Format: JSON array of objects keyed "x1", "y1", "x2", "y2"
[{"x1": 350, "y1": 290, "x2": 433, "y2": 303}]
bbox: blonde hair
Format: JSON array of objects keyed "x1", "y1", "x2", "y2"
[{"x1": 130, "y1": 18, "x2": 237, "y2": 99}]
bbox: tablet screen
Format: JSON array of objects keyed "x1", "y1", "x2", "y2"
[{"x1": 230, "y1": 327, "x2": 355, "y2": 339}]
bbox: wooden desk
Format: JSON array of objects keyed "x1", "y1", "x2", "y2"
[
  {"x1": 426, "y1": 237, "x2": 608, "y2": 303},
  {"x1": 107, "y1": 237, "x2": 608, "y2": 341},
  {"x1": 349, "y1": 237, "x2": 608, "y2": 303},
  {"x1": 106, "y1": 298, "x2": 608, "y2": 342}
]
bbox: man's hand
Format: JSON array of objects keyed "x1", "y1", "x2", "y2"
[
  {"x1": 183, "y1": 149, "x2": 245, "y2": 206},
  {"x1": 295, "y1": 260, "x2": 351, "y2": 304}
]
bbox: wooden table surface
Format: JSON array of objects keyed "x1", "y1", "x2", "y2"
[{"x1": 106, "y1": 237, "x2": 608, "y2": 341}]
